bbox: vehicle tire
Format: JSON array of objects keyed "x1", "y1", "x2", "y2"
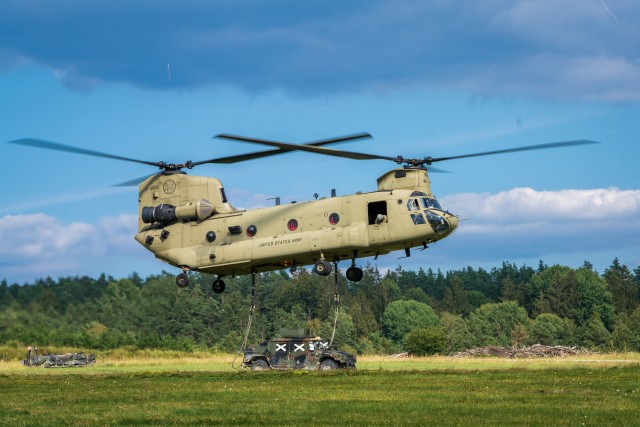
[
  {"x1": 346, "y1": 266, "x2": 364, "y2": 282},
  {"x1": 176, "y1": 273, "x2": 189, "y2": 288},
  {"x1": 212, "y1": 279, "x2": 226, "y2": 293},
  {"x1": 313, "y1": 260, "x2": 332, "y2": 276},
  {"x1": 251, "y1": 359, "x2": 269, "y2": 371},
  {"x1": 320, "y1": 359, "x2": 339, "y2": 370}
]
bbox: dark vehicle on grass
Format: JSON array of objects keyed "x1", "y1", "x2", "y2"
[{"x1": 242, "y1": 329, "x2": 356, "y2": 371}]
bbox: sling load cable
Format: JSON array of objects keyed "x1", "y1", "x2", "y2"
[
  {"x1": 328, "y1": 261, "x2": 340, "y2": 348},
  {"x1": 232, "y1": 271, "x2": 257, "y2": 369}
]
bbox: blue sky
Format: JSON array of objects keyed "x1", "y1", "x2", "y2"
[{"x1": 1, "y1": 0, "x2": 639, "y2": 283}]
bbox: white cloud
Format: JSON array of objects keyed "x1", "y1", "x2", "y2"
[
  {"x1": 0, "y1": 213, "x2": 141, "y2": 282},
  {"x1": 442, "y1": 187, "x2": 640, "y2": 224},
  {"x1": 434, "y1": 187, "x2": 640, "y2": 270}
]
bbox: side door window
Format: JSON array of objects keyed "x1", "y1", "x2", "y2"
[
  {"x1": 270, "y1": 341, "x2": 289, "y2": 367},
  {"x1": 292, "y1": 340, "x2": 308, "y2": 368}
]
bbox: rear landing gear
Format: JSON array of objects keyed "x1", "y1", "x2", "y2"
[
  {"x1": 176, "y1": 272, "x2": 190, "y2": 288},
  {"x1": 212, "y1": 278, "x2": 226, "y2": 293},
  {"x1": 313, "y1": 260, "x2": 332, "y2": 276}
]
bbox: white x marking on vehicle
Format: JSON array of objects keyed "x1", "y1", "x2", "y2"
[
  {"x1": 294, "y1": 344, "x2": 305, "y2": 352},
  {"x1": 275, "y1": 344, "x2": 286, "y2": 352}
]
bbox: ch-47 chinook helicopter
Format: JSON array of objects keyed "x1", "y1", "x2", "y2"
[{"x1": 9, "y1": 134, "x2": 598, "y2": 292}]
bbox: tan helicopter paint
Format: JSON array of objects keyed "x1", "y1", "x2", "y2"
[
  {"x1": 134, "y1": 168, "x2": 458, "y2": 277},
  {"x1": 9, "y1": 134, "x2": 595, "y2": 285}
]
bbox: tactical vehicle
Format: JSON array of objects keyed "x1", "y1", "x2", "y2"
[{"x1": 242, "y1": 330, "x2": 356, "y2": 371}]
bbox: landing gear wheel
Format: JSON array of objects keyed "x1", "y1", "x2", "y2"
[
  {"x1": 313, "y1": 260, "x2": 332, "y2": 276},
  {"x1": 212, "y1": 279, "x2": 226, "y2": 293},
  {"x1": 176, "y1": 273, "x2": 189, "y2": 288},
  {"x1": 320, "y1": 359, "x2": 339, "y2": 370},
  {"x1": 251, "y1": 359, "x2": 269, "y2": 371},
  {"x1": 346, "y1": 266, "x2": 364, "y2": 282}
]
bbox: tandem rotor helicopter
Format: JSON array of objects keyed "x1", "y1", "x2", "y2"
[{"x1": 9, "y1": 133, "x2": 598, "y2": 292}]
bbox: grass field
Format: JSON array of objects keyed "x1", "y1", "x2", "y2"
[{"x1": 1, "y1": 353, "x2": 639, "y2": 426}]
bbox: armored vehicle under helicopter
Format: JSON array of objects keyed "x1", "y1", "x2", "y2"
[{"x1": 242, "y1": 329, "x2": 356, "y2": 371}]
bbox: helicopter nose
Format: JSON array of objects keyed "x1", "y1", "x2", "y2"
[{"x1": 447, "y1": 214, "x2": 458, "y2": 232}]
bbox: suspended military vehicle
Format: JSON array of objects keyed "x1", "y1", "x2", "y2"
[{"x1": 242, "y1": 329, "x2": 356, "y2": 371}]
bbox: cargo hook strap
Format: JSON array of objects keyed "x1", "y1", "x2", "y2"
[
  {"x1": 329, "y1": 261, "x2": 340, "y2": 348},
  {"x1": 233, "y1": 271, "x2": 257, "y2": 369}
]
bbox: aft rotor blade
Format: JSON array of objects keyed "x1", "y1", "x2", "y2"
[
  {"x1": 428, "y1": 139, "x2": 600, "y2": 163},
  {"x1": 195, "y1": 132, "x2": 373, "y2": 165},
  {"x1": 214, "y1": 133, "x2": 398, "y2": 162},
  {"x1": 425, "y1": 166, "x2": 450, "y2": 173},
  {"x1": 7, "y1": 138, "x2": 161, "y2": 167}
]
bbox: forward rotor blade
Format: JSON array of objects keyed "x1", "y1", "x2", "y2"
[
  {"x1": 215, "y1": 133, "x2": 398, "y2": 162},
  {"x1": 113, "y1": 173, "x2": 158, "y2": 187},
  {"x1": 428, "y1": 139, "x2": 600, "y2": 163},
  {"x1": 195, "y1": 132, "x2": 373, "y2": 165},
  {"x1": 8, "y1": 138, "x2": 161, "y2": 168}
]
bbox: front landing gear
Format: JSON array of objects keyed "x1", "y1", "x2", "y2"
[
  {"x1": 212, "y1": 278, "x2": 226, "y2": 294},
  {"x1": 345, "y1": 250, "x2": 364, "y2": 282},
  {"x1": 346, "y1": 266, "x2": 364, "y2": 282}
]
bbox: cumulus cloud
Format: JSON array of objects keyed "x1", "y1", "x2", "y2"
[
  {"x1": 443, "y1": 187, "x2": 640, "y2": 224},
  {"x1": 436, "y1": 187, "x2": 640, "y2": 267},
  {"x1": 0, "y1": 213, "x2": 141, "y2": 282},
  {"x1": 1, "y1": 0, "x2": 639, "y2": 101}
]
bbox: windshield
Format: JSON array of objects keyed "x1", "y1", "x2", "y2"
[{"x1": 406, "y1": 197, "x2": 441, "y2": 211}]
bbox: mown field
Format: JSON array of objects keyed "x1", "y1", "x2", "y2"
[{"x1": 1, "y1": 353, "x2": 639, "y2": 426}]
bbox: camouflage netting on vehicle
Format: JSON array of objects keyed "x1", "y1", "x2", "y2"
[{"x1": 24, "y1": 353, "x2": 96, "y2": 368}]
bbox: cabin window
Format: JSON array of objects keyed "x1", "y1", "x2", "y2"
[
  {"x1": 246, "y1": 225, "x2": 257, "y2": 237},
  {"x1": 329, "y1": 213, "x2": 340, "y2": 225},
  {"x1": 368, "y1": 201, "x2": 388, "y2": 225},
  {"x1": 287, "y1": 219, "x2": 298, "y2": 231}
]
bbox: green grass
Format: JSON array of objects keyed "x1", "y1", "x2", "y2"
[{"x1": 1, "y1": 355, "x2": 639, "y2": 425}]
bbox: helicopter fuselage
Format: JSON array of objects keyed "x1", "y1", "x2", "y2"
[{"x1": 134, "y1": 168, "x2": 458, "y2": 276}]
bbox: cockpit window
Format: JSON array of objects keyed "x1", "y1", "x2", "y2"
[
  {"x1": 425, "y1": 210, "x2": 449, "y2": 233},
  {"x1": 406, "y1": 199, "x2": 420, "y2": 211},
  {"x1": 411, "y1": 213, "x2": 426, "y2": 225},
  {"x1": 420, "y1": 197, "x2": 441, "y2": 210}
]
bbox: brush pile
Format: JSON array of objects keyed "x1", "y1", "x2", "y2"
[
  {"x1": 23, "y1": 352, "x2": 96, "y2": 368},
  {"x1": 453, "y1": 344, "x2": 592, "y2": 358}
]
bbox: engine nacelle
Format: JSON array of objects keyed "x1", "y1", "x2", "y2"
[{"x1": 141, "y1": 199, "x2": 214, "y2": 225}]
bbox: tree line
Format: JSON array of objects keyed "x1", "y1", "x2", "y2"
[{"x1": 1, "y1": 258, "x2": 639, "y2": 355}]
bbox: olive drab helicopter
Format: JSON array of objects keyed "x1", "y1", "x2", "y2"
[{"x1": 8, "y1": 134, "x2": 598, "y2": 292}]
